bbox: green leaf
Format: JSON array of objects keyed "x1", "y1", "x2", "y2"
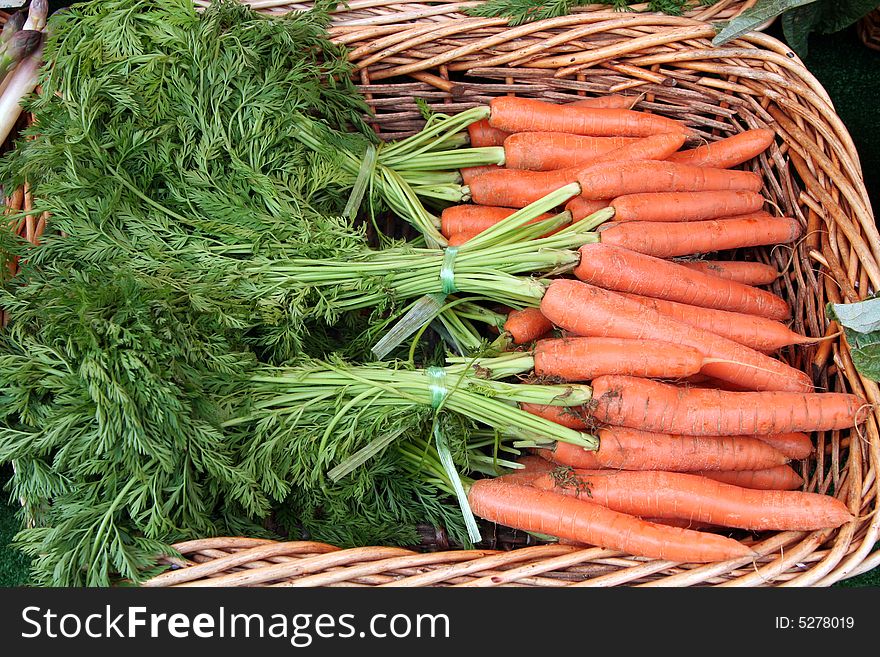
[
  {"x1": 828, "y1": 299, "x2": 880, "y2": 381},
  {"x1": 715, "y1": 0, "x2": 880, "y2": 55},
  {"x1": 830, "y1": 298, "x2": 880, "y2": 334},
  {"x1": 810, "y1": 0, "x2": 880, "y2": 34},
  {"x1": 712, "y1": 0, "x2": 818, "y2": 45},
  {"x1": 781, "y1": 3, "x2": 823, "y2": 57}
]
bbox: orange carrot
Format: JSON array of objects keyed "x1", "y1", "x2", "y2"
[
  {"x1": 542, "y1": 426, "x2": 788, "y2": 472},
  {"x1": 496, "y1": 455, "x2": 555, "y2": 486},
  {"x1": 461, "y1": 120, "x2": 509, "y2": 185},
  {"x1": 522, "y1": 404, "x2": 815, "y2": 458},
  {"x1": 503, "y1": 132, "x2": 637, "y2": 171},
  {"x1": 533, "y1": 469, "x2": 852, "y2": 531},
  {"x1": 488, "y1": 96, "x2": 694, "y2": 138},
  {"x1": 467, "y1": 477, "x2": 755, "y2": 562},
  {"x1": 639, "y1": 517, "x2": 717, "y2": 531},
  {"x1": 569, "y1": 94, "x2": 638, "y2": 110},
  {"x1": 539, "y1": 279, "x2": 813, "y2": 392},
  {"x1": 504, "y1": 307, "x2": 554, "y2": 345},
  {"x1": 468, "y1": 118, "x2": 510, "y2": 147},
  {"x1": 468, "y1": 166, "x2": 582, "y2": 208},
  {"x1": 621, "y1": 293, "x2": 816, "y2": 353},
  {"x1": 517, "y1": 454, "x2": 557, "y2": 472},
  {"x1": 589, "y1": 132, "x2": 687, "y2": 165},
  {"x1": 575, "y1": 243, "x2": 792, "y2": 320},
  {"x1": 439, "y1": 205, "x2": 557, "y2": 238},
  {"x1": 610, "y1": 190, "x2": 765, "y2": 222},
  {"x1": 533, "y1": 336, "x2": 704, "y2": 381},
  {"x1": 461, "y1": 164, "x2": 501, "y2": 186},
  {"x1": 565, "y1": 196, "x2": 610, "y2": 221},
  {"x1": 697, "y1": 465, "x2": 804, "y2": 490},
  {"x1": 576, "y1": 160, "x2": 763, "y2": 199},
  {"x1": 753, "y1": 432, "x2": 813, "y2": 460},
  {"x1": 447, "y1": 231, "x2": 479, "y2": 246},
  {"x1": 558, "y1": 517, "x2": 717, "y2": 542},
  {"x1": 668, "y1": 128, "x2": 775, "y2": 168},
  {"x1": 590, "y1": 374, "x2": 865, "y2": 435},
  {"x1": 468, "y1": 98, "x2": 636, "y2": 173},
  {"x1": 596, "y1": 215, "x2": 803, "y2": 259},
  {"x1": 532, "y1": 420, "x2": 810, "y2": 463},
  {"x1": 675, "y1": 260, "x2": 779, "y2": 286},
  {"x1": 505, "y1": 132, "x2": 683, "y2": 172},
  {"x1": 682, "y1": 374, "x2": 756, "y2": 392},
  {"x1": 521, "y1": 402, "x2": 593, "y2": 431}
]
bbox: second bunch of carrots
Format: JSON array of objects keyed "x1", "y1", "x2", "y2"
[{"x1": 441, "y1": 94, "x2": 866, "y2": 564}]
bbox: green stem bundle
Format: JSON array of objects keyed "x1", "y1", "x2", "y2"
[{"x1": 291, "y1": 108, "x2": 502, "y2": 247}]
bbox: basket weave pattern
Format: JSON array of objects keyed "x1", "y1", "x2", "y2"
[{"x1": 155, "y1": 5, "x2": 878, "y2": 586}]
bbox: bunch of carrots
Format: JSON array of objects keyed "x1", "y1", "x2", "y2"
[{"x1": 430, "y1": 93, "x2": 869, "y2": 564}]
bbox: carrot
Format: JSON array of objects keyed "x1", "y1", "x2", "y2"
[
  {"x1": 503, "y1": 132, "x2": 637, "y2": 171},
  {"x1": 533, "y1": 336, "x2": 704, "y2": 381},
  {"x1": 557, "y1": 517, "x2": 718, "y2": 540},
  {"x1": 575, "y1": 243, "x2": 792, "y2": 320},
  {"x1": 517, "y1": 454, "x2": 557, "y2": 472},
  {"x1": 533, "y1": 469, "x2": 852, "y2": 531},
  {"x1": 496, "y1": 454, "x2": 555, "y2": 486},
  {"x1": 522, "y1": 404, "x2": 814, "y2": 458},
  {"x1": 467, "y1": 118, "x2": 510, "y2": 147},
  {"x1": 590, "y1": 374, "x2": 865, "y2": 435},
  {"x1": 596, "y1": 215, "x2": 803, "y2": 259},
  {"x1": 539, "y1": 279, "x2": 813, "y2": 392},
  {"x1": 668, "y1": 128, "x2": 775, "y2": 168},
  {"x1": 468, "y1": 166, "x2": 582, "y2": 208},
  {"x1": 609, "y1": 190, "x2": 765, "y2": 223},
  {"x1": 558, "y1": 518, "x2": 715, "y2": 541},
  {"x1": 522, "y1": 402, "x2": 593, "y2": 430},
  {"x1": 504, "y1": 307, "x2": 554, "y2": 345},
  {"x1": 488, "y1": 96, "x2": 694, "y2": 138},
  {"x1": 753, "y1": 432, "x2": 813, "y2": 460},
  {"x1": 461, "y1": 164, "x2": 501, "y2": 186},
  {"x1": 536, "y1": 426, "x2": 788, "y2": 472},
  {"x1": 467, "y1": 477, "x2": 755, "y2": 562},
  {"x1": 682, "y1": 374, "x2": 756, "y2": 392},
  {"x1": 569, "y1": 94, "x2": 638, "y2": 110},
  {"x1": 576, "y1": 160, "x2": 763, "y2": 199},
  {"x1": 588, "y1": 132, "x2": 687, "y2": 165},
  {"x1": 697, "y1": 465, "x2": 804, "y2": 490},
  {"x1": 621, "y1": 293, "x2": 815, "y2": 353},
  {"x1": 639, "y1": 517, "x2": 717, "y2": 531},
  {"x1": 574, "y1": 242, "x2": 791, "y2": 320},
  {"x1": 675, "y1": 260, "x2": 779, "y2": 286},
  {"x1": 447, "y1": 231, "x2": 479, "y2": 246},
  {"x1": 461, "y1": 120, "x2": 509, "y2": 185},
  {"x1": 565, "y1": 196, "x2": 609, "y2": 221},
  {"x1": 505, "y1": 132, "x2": 683, "y2": 172},
  {"x1": 440, "y1": 204, "x2": 558, "y2": 238}
]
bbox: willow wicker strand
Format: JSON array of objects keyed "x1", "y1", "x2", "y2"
[{"x1": 138, "y1": 7, "x2": 877, "y2": 586}]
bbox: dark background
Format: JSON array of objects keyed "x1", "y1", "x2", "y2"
[{"x1": 0, "y1": 6, "x2": 878, "y2": 587}]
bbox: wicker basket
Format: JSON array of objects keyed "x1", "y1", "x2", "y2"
[{"x1": 143, "y1": 6, "x2": 880, "y2": 587}]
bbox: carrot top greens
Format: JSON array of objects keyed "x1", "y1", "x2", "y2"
[
  {"x1": 0, "y1": 0, "x2": 385, "y2": 587},
  {"x1": 467, "y1": 0, "x2": 721, "y2": 26}
]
